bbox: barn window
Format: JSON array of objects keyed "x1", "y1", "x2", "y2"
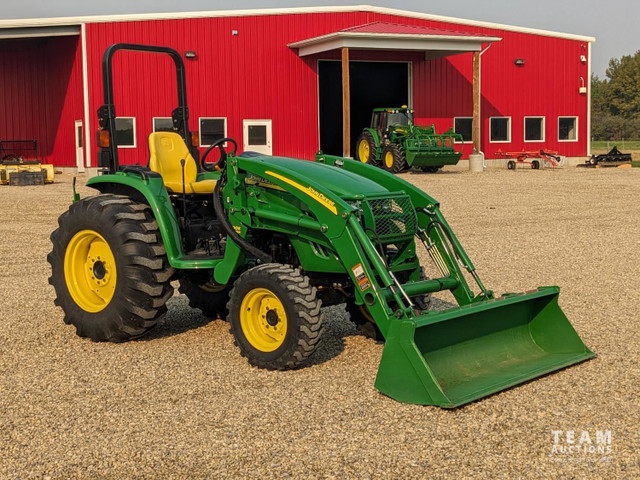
[
  {"x1": 558, "y1": 117, "x2": 578, "y2": 141},
  {"x1": 524, "y1": 117, "x2": 545, "y2": 142},
  {"x1": 153, "y1": 117, "x2": 174, "y2": 132},
  {"x1": 115, "y1": 117, "x2": 136, "y2": 148},
  {"x1": 490, "y1": 117, "x2": 511, "y2": 143},
  {"x1": 453, "y1": 117, "x2": 472, "y2": 142},
  {"x1": 199, "y1": 118, "x2": 227, "y2": 147}
]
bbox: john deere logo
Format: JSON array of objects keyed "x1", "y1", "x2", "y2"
[
  {"x1": 264, "y1": 171, "x2": 337, "y2": 215},
  {"x1": 306, "y1": 186, "x2": 336, "y2": 212}
]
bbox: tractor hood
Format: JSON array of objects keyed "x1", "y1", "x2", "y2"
[{"x1": 248, "y1": 155, "x2": 391, "y2": 198}]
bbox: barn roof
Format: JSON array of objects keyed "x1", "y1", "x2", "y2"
[
  {"x1": 288, "y1": 21, "x2": 501, "y2": 57},
  {"x1": 0, "y1": 5, "x2": 595, "y2": 43}
]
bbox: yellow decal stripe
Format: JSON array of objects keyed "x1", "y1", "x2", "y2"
[{"x1": 265, "y1": 171, "x2": 338, "y2": 215}]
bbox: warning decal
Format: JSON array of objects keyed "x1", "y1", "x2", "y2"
[{"x1": 352, "y1": 263, "x2": 370, "y2": 291}]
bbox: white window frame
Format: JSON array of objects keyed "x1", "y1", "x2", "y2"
[
  {"x1": 558, "y1": 116, "x2": 579, "y2": 142},
  {"x1": 453, "y1": 117, "x2": 473, "y2": 144},
  {"x1": 199, "y1": 117, "x2": 227, "y2": 147},
  {"x1": 152, "y1": 117, "x2": 173, "y2": 132},
  {"x1": 489, "y1": 116, "x2": 511, "y2": 143},
  {"x1": 115, "y1": 117, "x2": 136, "y2": 148},
  {"x1": 524, "y1": 116, "x2": 545, "y2": 142}
]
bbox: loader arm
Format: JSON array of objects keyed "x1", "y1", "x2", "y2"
[{"x1": 315, "y1": 153, "x2": 484, "y2": 305}]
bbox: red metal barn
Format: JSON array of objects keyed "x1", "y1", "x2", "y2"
[{"x1": 0, "y1": 6, "x2": 594, "y2": 170}]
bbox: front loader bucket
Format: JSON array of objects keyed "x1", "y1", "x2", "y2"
[
  {"x1": 409, "y1": 152, "x2": 462, "y2": 168},
  {"x1": 375, "y1": 286, "x2": 594, "y2": 407}
]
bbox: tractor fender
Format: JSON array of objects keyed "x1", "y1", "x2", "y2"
[
  {"x1": 363, "y1": 128, "x2": 381, "y2": 147},
  {"x1": 86, "y1": 173, "x2": 186, "y2": 267}
]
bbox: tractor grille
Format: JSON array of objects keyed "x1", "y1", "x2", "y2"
[{"x1": 363, "y1": 195, "x2": 417, "y2": 240}]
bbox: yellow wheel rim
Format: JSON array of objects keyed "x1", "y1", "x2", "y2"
[
  {"x1": 64, "y1": 229, "x2": 116, "y2": 313},
  {"x1": 385, "y1": 151, "x2": 395, "y2": 169},
  {"x1": 240, "y1": 287, "x2": 287, "y2": 352},
  {"x1": 358, "y1": 140, "x2": 370, "y2": 163}
]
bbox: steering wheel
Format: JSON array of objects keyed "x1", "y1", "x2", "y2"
[{"x1": 200, "y1": 137, "x2": 238, "y2": 172}]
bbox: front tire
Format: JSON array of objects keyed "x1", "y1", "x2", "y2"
[
  {"x1": 48, "y1": 194, "x2": 175, "y2": 341},
  {"x1": 382, "y1": 144, "x2": 407, "y2": 174},
  {"x1": 228, "y1": 264, "x2": 323, "y2": 370}
]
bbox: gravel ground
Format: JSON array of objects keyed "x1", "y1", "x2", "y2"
[{"x1": 1, "y1": 166, "x2": 639, "y2": 479}]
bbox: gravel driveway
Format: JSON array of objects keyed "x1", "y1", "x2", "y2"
[{"x1": 1, "y1": 166, "x2": 638, "y2": 479}]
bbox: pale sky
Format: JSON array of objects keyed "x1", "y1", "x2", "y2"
[{"x1": 2, "y1": 0, "x2": 638, "y2": 78}]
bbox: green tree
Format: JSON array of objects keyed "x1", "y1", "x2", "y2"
[
  {"x1": 591, "y1": 73, "x2": 609, "y2": 115},
  {"x1": 591, "y1": 51, "x2": 640, "y2": 140},
  {"x1": 605, "y1": 50, "x2": 640, "y2": 118}
]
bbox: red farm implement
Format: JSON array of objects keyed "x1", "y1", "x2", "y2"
[{"x1": 495, "y1": 149, "x2": 564, "y2": 170}]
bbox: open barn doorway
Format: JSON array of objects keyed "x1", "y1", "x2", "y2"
[{"x1": 318, "y1": 60, "x2": 409, "y2": 156}]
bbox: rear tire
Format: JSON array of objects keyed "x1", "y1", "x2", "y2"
[
  {"x1": 507, "y1": 160, "x2": 516, "y2": 170},
  {"x1": 355, "y1": 131, "x2": 379, "y2": 165},
  {"x1": 228, "y1": 264, "x2": 324, "y2": 370},
  {"x1": 48, "y1": 194, "x2": 175, "y2": 342},
  {"x1": 531, "y1": 160, "x2": 540, "y2": 169},
  {"x1": 382, "y1": 144, "x2": 407, "y2": 174},
  {"x1": 345, "y1": 302, "x2": 384, "y2": 342},
  {"x1": 178, "y1": 278, "x2": 230, "y2": 319}
]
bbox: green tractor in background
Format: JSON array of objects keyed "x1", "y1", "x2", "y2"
[
  {"x1": 355, "y1": 107, "x2": 464, "y2": 173},
  {"x1": 48, "y1": 44, "x2": 594, "y2": 408}
]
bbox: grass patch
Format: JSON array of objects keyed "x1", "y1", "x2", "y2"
[{"x1": 591, "y1": 140, "x2": 640, "y2": 151}]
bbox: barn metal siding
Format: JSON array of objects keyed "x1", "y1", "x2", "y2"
[
  {"x1": 412, "y1": 27, "x2": 589, "y2": 157},
  {"x1": 0, "y1": 40, "x2": 48, "y2": 158},
  {"x1": 47, "y1": 36, "x2": 85, "y2": 166},
  {"x1": 75, "y1": 10, "x2": 589, "y2": 166},
  {"x1": 0, "y1": 36, "x2": 83, "y2": 166}
]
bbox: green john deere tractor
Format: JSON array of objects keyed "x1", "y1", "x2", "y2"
[
  {"x1": 355, "y1": 107, "x2": 464, "y2": 173},
  {"x1": 48, "y1": 44, "x2": 594, "y2": 407}
]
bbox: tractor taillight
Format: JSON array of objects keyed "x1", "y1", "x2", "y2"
[{"x1": 191, "y1": 132, "x2": 200, "y2": 147}]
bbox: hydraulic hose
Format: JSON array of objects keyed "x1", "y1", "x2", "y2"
[{"x1": 213, "y1": 175, "x2": 272, "y2": 263}]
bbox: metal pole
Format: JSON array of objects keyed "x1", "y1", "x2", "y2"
[
  {"x1": 342, "y1": 47, "x2": 351, "y2": 158},
  {"x1": 472, "y1": 51, "x2": 480, "y2": 153}
]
